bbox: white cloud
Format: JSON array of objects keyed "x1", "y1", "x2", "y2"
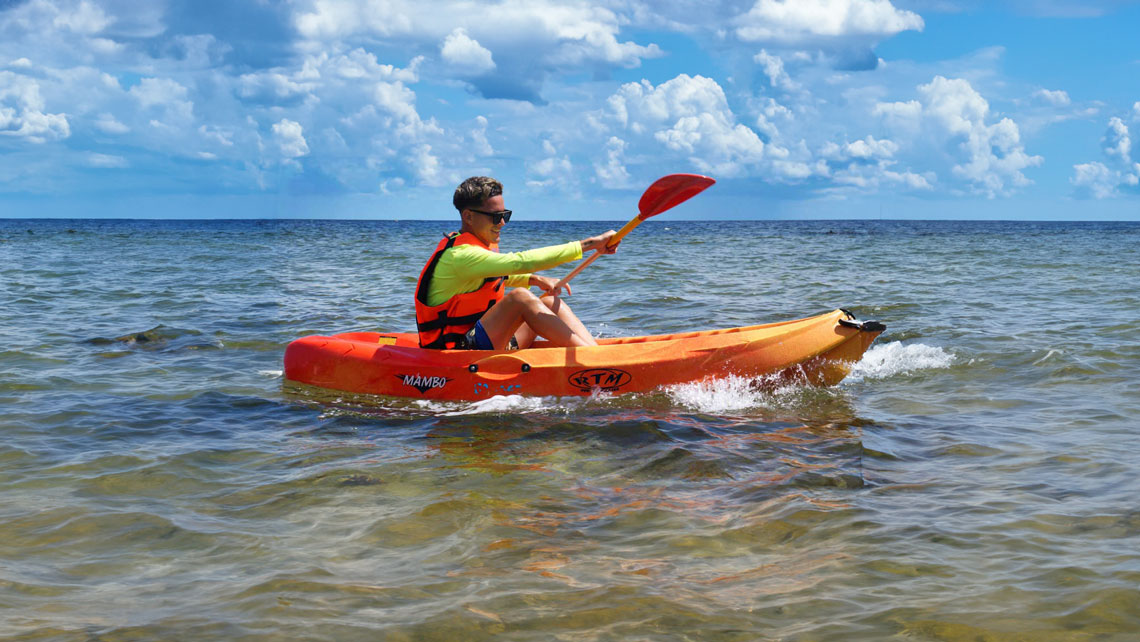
[
  {"x1": 272, "y1": 118, "x2": 310, "y2": 159},
  {"x1": 469, "y1": 115, "x2": 493, "y2": 157},
  {"x1": 875, "y1": 76, "x2": 1042, "y2": 197},
  {"x1": 919, "y1": 76, "x2": 987, "y2": 135},
  {"x1": 872, "y1": 99, "x2": 922, "y2": 129},
  {"x1": 0, "y1": 71, "x2": 70, "y2": 143},
  {"x1": 523, "y1": 2, "x2": 661, "y2": 68},
  {"x1": 239, "y1": 72, "x2": 314, "y2": 102},
  {"x1": 440, "y1": 28, "x2": 496, "y2": 75},
  {"x1": 0, "y1": 0, "x2": 161, "y2": 71},
  {"x1": 735, "y1": 0, "x2": 923, "y2": 42},
  {"x1": 198, "y1": 124, "x2": 234, "y2": 147},
  {"x1": 754, "y1": 49, "x2": 799, "y2": 91},
  {"x1": 237, "y1": 49, "x2": 422, "y2": 111},
  {"x1": 0, "y1": 0, "x2": 1125, "y2": 209},
  {"x1": 594, "y1": 136, "x2": 633, "y2": 188},
  {"x1": 129, "y1": 77, "x2": 194, "y2": 124},
  {"x1": 93, "y1": 113, "x2": 129, "y2": 134},
  {"x1": 753, "y1": 96, "x2": 792, "y2": 138},
  {"x1": 1071, "y1": 162, "x2": 1119, "y2": 199},
  {"x1": 312, "y1": 49, "x2": 421, "y2": 84},
  {"x1": 235, "y1": 50, "x2": 446, "y2": 189},
  {"x1": 407, "y1": 143, "x2": 444, "y2": 185},
  {"x1": 85, "y1": 152, "x2": 127, "y2": 168},
  {"x1": 604, "y1": 74, "x2": 767, "y2": 177},
  {"x1": 1071, "y1": 115, "x2": 1140, "y2": 198},
  {"x1": 292, "y1": 0, "x2": 661, "y2": 100},
  {"x1": 1033, "y1": 88, "x2": 1071, "y2": 106},
  {"x1": 52, "y1": 0, "x2": 112, "y2": 35},
  {"x1": 821, "y1": 135, "x2": 898, "y2": 161},
  {"x1": 819, "y1": 135, "x2": 932, "y2": 193},
  {"x1": 831, "y1": 163, "x2": 933, "y2": 191},
  {"x1": 527, "y1": 138, "x2": 575, "y2": 189},
  {"x1": 1103, "y1": 116, "x2": 1131, "y2": 163},
  {"x1": 371, "y1": 80, "x2": 440, "y2": 142},
  {"x1": 294, "y1": 0, "x2": 413, "y2": 40}
]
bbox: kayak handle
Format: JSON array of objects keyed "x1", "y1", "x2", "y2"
[
  {"x1": 472, "y1": 353, "x2": 532, "y2": 378},
  {"x1": 838, "y1": 309, "x2": 886, "y2": 332}
]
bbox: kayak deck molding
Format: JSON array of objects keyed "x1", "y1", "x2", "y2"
[{"x1": 283, "y1": 308, "x2": 885, "y2": 401}]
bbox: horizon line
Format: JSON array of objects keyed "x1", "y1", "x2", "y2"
[{"x1": 3, "y1": 217, "x2": 1138, "y2": 224}]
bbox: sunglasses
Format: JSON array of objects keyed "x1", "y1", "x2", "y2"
[{"x1": 468, "y1": 208, "x2": 512, "y2": 225}]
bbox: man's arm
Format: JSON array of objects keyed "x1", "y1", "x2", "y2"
[
  {"x1": 448, "y1": 241, "x2": 584, "y2": 279},
  {"x1": 426, "y1": 241, "x2": 583, "y2": 306}
]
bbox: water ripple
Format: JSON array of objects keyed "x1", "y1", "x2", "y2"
[{"x1": 3, "y1": 219, "x2": 1140, "y2": 639}]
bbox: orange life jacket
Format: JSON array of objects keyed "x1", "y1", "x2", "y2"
[{"x1": 415, "y1": 232, "x2": 505, "y2": 349}]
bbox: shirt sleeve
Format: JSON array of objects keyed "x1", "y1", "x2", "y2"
[
  {"x1": 505, "y1": 274, "x2": 531, "y2": 288},
  {"x1": 453, "y1": 241, "x2": 583, "y2": 278},
  {"x1": 426, "y1": 241, "x2": 583, "y2": 307}
]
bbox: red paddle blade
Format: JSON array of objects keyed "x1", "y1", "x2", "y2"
[{"x1": 637, "y1": 173, "x2": 716, "y2": 220}]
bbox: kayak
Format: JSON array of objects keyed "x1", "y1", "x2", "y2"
[{"x1": 283, "y1": 309, "x2": 885, "y2": 401}]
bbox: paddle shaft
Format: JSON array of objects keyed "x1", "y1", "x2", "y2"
[
  {"x1": 550, "y1": 216, "x2": 641, "y2": 293},
  {"x1": 544, "y1": 173, "x2": 715, "y2": 296}
]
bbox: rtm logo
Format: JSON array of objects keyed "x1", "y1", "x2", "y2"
[
  {"x1": 395, "y1": 374, "x2": 451, "y2": 394},
  {"x1": 567, "y1": 368, "x2": 632, "y2": 392}
]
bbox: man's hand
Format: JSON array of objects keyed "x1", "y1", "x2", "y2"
[
  {"x1": 581, "y1": 230, "x2": 619, "y2": 255},
  {"x1": 529, "y1": 274, "x2": 569, "y2": 297}
]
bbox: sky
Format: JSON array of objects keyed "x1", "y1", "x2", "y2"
[{"x1": 1, "y1": 0, "x2": 1139, "y2": 220}]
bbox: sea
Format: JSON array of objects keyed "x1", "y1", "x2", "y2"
[{"x1": 2, "y1": 218, "x2": 1138, "y2": 640}]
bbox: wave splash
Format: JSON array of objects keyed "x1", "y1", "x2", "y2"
[
  {"x1": 846, "y1": 341, "x2": 954, "y2": 381},
  {"x1": 432, "y1": 391, "x2": 611, "y2": 416},
  {"x1": 663, "y1": 342, "x2": 955, "y2": 414},
  {"x1": 664, "y1": 375, "x2": 789, "y2": 414}
]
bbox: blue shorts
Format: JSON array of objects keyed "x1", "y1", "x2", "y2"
[
  {"x1": 461, "y1": 321, "x2": 518, "y2": 350},
  {"x1": 463, "y1": 321, "x2": 495, "y2": 350}
]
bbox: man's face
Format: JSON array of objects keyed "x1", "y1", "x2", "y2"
[{"x1": 465, "y1": 194, "x2": 507, "y2": 247}]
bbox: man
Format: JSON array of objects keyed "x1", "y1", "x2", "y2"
[{"x1": 415, "y1": 176, "x2": 617, "y2": 350}]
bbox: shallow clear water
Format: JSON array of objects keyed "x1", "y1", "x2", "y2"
[{"x1": 2, "y1": 218, "x2": 1138, "y2": 640}]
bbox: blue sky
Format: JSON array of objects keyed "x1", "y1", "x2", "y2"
[{"x1": 2, "y1": 0, "x2": 1139, "y2": 220}]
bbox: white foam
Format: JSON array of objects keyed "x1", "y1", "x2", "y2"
[
  {"x1": 441, "y1": 391, "x2": 610, "y2": 416},
  {"x1": 412, "y1": 399, "x2": 455, "y2": 413},
  {"x1": 259, "y1": 369, "x2": 283, "y2": 378},
  {"x1": 1032, "y1": 349, "x2": 1062, "y2": 365},
  {"x1": 846, "y1": 342, "x2": 954, "y2": 381},
  {"x1": 664, "y1": 374, "x2": 807, "y2": 414},
  {"x1": 665, "y1": 375, "x2": 767, "y2": 413}
]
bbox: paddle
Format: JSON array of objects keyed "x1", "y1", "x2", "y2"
[{"x1": 550, "y1": 173, "x2": 715, "y2": 295}]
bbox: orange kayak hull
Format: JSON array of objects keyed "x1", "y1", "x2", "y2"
[{"x1": 283, "y1": 309, "x2": 884, "y2": 401}]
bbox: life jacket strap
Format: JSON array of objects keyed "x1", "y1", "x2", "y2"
[
  {"x1": 414, "y1": 233, "x2": 459, "y2": 305},
  {"x1": 415, "y1": 299, "x2": 496, "y2": 332}
]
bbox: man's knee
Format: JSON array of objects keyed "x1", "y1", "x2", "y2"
[
  {"x1": 539, "y1": 293, "x2": 565, "y2": 312},
  {"x1": 504, "y1": 287, "x2": 542, "y2": 308}
]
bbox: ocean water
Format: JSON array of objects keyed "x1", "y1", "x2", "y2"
[{"x1": 2, "y1": 218, "x2": 1138, "y2": 640}]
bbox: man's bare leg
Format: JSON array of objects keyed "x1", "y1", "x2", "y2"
[
  {"x1": 512, "y1": 294, "x2": 597, "y2": 349},
  {"x1": 479, "y1": 288, "x2": 594, "y2": 349}
]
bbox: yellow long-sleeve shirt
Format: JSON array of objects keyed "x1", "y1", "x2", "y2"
[{"x1": 425, "y1": 240, "x2": 583, "y2": 307}]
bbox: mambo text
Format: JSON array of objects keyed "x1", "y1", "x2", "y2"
[
  {"x1": 395, "y1": 374, "x2": 452, "y2": 394},
  {"x1": 567, "y1": 368, "x2": 632, "y2": 392}
]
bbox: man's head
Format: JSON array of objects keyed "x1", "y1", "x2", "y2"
[
  {"x1": 453, "y1": 176, "x2": 502, "y2": 213},
  {"x1": 455, "y1": 176, "x2": 508, "y2": 246}
]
